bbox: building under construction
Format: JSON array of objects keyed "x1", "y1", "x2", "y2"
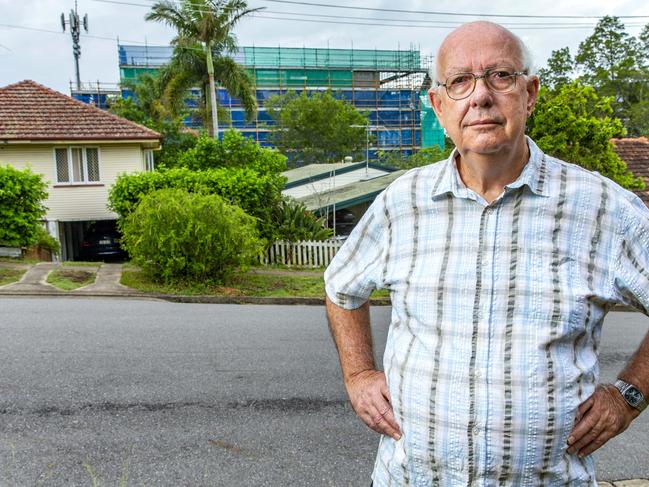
[{"x1": 76, "y1": 44, "x2": 444, "y2": 159}]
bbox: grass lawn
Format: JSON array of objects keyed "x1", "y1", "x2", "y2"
[
  {"x1": 62, "y1": 261, "x2": 102, "y2": 268},
  {"x1": 0, "y1": 268, "x2": 26, "y2": 286},
  {"x1": 0, "y1": 256, "x2": 39, "y2": 265},
  {"x1": 47, "y1": 268, "x2": 96, "y2": 291},
  {"x1": 121, "y1": 268, "x2": 390, "y2": 300}
]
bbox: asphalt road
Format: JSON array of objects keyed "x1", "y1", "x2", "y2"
[{"x1": 0, "y1": 298, "x2": 647, "y2": 486}]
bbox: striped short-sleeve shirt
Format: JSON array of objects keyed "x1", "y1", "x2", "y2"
[{"x1": 324, "y1": 137, "x2": 649, "y2": 486}]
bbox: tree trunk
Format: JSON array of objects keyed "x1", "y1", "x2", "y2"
[{"x1": 205, "y1": 42, "x2": 219, "y2": 139}]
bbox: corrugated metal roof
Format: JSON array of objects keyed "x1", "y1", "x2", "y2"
[
  {"x1": 297, "y1": 170, "x2": 407, "y2": 212},
  {"x1": 282, "y1": 162, "x2": 357, "y2": 185}
]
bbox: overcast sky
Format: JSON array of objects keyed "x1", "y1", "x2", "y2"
[{"x1": 1, "y1": 0, "x2": 648, "y2": 94}]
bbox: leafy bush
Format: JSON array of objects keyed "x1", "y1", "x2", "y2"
[
  {"x1": 272, "y1": 199, "x2": 332, "y2": 242},
  {"x1": 120, "y1": 188, "x2": 263, "y2": 283},
  {"x1": 34, "y1": 226, "x2": 60, "y2": 255},
  {"x1": 108, "y1": 167, "x2": 286, "y2": 240},
  {"x1": 177, "y1": 130, "x2": 287, "y2": 174},
  {"x1": 0, "y1": 165, "x2": 48, "y2": 247}
]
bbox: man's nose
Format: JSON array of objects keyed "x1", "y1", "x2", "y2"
[{"x1": 470, "y1": 76, "x2": 493, "y2": 107}]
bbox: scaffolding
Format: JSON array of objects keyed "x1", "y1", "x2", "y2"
[
  {"x1": 69, "y1": 81, "x2": 121, "y2": 109},
  {"x1": 116, "y1": 44, "x2": 444, "y2": 159}
]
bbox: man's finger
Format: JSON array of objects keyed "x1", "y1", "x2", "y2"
[
  {"x1": 365, "y1": 405, "x2": 401, "y2": 440},
  {"x1": 567, "y1": 410, "x2": 599, "y2": 449},
  {"x1": 380, "y1": 380, "x2": 392, "y2": 403},
  {"x1": 380, "y1": 405, "x2": 401, "y2": 436},
  {"x1": 371, "y1": 400, "x2": 401, "y2": 439},
  {"x1": 576, "y1": 429, "x2": 613, "y2": 457},
  {"x1": 577, "y1": 395, "x2": 595, "y2": 417},
  {"x1": 568, "y1": 415, "x2": 603, "y2": 454}
]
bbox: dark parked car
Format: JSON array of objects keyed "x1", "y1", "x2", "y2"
[{"x1": 78, "y1": 220, "x2": 127, "y2": 261}]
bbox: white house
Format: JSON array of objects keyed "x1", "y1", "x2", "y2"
[{"x1": 0, "y1": 80, "x2": 161, "y2": 260}]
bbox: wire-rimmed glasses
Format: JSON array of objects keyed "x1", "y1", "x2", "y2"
[{"x1": 438, "y1": 67, "x2": 529, "y2": 100}]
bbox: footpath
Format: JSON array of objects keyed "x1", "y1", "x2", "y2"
[{"x1": 0, "y1": 262, "x2": 135, "y2": 297}]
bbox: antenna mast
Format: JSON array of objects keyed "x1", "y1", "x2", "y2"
[{"x1": 61, "y1": 1, "x2": 89, "y2": 91}]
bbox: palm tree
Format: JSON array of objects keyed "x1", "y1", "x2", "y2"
[{"x1": 146, "y1": 0, "x2": 260, "y2": 137}]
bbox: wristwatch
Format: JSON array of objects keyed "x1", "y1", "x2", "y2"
[{"x1": 614, "y1": 379, "x2": 648, "y2": 412}]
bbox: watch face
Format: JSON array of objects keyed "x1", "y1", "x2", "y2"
[{"x1": 624, "y1": 387, "x2": 644, "y2": 406}]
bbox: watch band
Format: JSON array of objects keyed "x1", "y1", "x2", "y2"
[{"x1": 615, "y1": 379, "x2": 648, "y2": 412}]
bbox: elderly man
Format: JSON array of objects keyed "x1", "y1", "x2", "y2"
[{"x1": 324, "y1": 21, "x2": 649, "y2": 486}]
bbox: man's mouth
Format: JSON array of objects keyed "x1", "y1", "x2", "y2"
[{"x1": 467, "y1": 119, "x2": 500, "y2": 126}]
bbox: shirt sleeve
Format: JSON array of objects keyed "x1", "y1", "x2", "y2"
[
  {"x1": 324, "y1": 193, "x2": 388, "y2": 310},
  {"x1": 612, "y1": 195, "x2": 649, "y2": 315}
]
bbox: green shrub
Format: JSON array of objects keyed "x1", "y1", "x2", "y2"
[
  {"x1": 108, "y1": 167, "x2": 286, "y2": 240},
  {"x1": 0, "y1": 165, "x2": 48, "y2": 247},
  {"x1": 120, "y1": 188, "x2": 263, "y2": 283},
  {"x1": 177, "y1": 130, "x2": 287, "y2": 174},
  {"x1": 272, "y1": 199, "x2": 332, "y2": 242},
  {"x1": 35, "y1": 226, "x2": 60, "y2": 255}
]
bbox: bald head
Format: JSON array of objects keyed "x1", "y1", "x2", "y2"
[{"x1": 434, "y1": 22, "x2": 533, "y2": 82}]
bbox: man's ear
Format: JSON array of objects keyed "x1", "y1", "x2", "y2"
[
  {"x1": 526, "y1": 75, "x2": 540, "y2": 117},
  {"x1": 429, "y1": 88, "x2": 445, "y2": 128}
]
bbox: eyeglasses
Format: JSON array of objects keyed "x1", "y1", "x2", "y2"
[{"x1": 437, "y1": 67, "x2": 528, "y2": 100}]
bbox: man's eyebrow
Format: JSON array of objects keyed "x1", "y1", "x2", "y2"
[{"x1": 444, "y1": 63, "x2": 516, "y2": 74}]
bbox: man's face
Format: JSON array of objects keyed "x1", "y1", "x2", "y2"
[{"x1": 429, "y1": 28, "x2": 539, "y2": 158}]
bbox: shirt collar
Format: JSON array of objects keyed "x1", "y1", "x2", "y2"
[{"x1": 431, "y1": 136, "x2": 551, "y2": 201}]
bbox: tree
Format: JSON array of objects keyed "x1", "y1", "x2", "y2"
[
  {"x1": 540, "y1": 17, "x2": 649, "y2": 136},
  {"x1": 108, "y1": 73, "x2": 198, "y2": 169},
  {"x1": 627, "y1": 100, "x2": 649, "y2": 138},
  {"x1": 266, "y1": 91, "x2": 368, "y2": 165},
  {"x1": 640, "y1": 24, "x2": 649, "y2": 67},
  {"x1": 575, "y1": 17, "x2": 646, "y2": 119},
  {"x1": 576, "y1": 17, "x2": 640, "y2": 80},
  {"x1": 146, "y1": 0, "x2": 259, "y2": 137},
  {"x1": 0, "y1": 166, "x2": 48, "y2": 247},
  {"x1": 527, "y1": 82, "x2": 643, "y2": 190},
  {"x1": 537, "y1": 47, "x2": 574, "y2": 91}
]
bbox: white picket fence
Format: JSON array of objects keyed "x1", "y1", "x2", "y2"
[{"x1": 263, "y1": 239, "x2": 344, "y2": 268}]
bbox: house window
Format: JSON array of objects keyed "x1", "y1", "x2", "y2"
[
  {"x1": 144, "y1": 149, "x2": 155, "y2": 172},
  {"x1": 55, "y1": 147, "x2": 100, "y2": 183}
]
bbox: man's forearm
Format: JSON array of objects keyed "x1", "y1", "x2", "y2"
[
  {"x1": 325, "y1": 297, "x2": 402, "y2": 439},
  {"x1": 618, "y1": 329, "x2": 649, "y2": 397},
  {"x1": 325, "y1": 297, "x2": 376, "y2": 382}
]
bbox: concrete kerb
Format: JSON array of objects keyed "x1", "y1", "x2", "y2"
[{"x1": 0, "y1": 288, "x2": 392, "y2": 305}]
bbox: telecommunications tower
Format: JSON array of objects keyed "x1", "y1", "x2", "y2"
[{"x1": 61, "y1": 1, "x2": 88, "y2": 90}]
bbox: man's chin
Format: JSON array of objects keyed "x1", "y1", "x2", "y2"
[{"x1": 462, "y1": 139, "x2": 509, "y2": 156}]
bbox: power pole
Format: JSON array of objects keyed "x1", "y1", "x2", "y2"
[{"x1": 61, "y1": 1, "x2": 88, "y2": 91}]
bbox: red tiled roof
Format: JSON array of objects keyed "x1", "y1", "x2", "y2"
[
  {"x1": 612, "y1": 137, "x2": 649, "y2": 205},
  {"x1": 0, "y1": 80, "x2": 161, "y2": 142}
]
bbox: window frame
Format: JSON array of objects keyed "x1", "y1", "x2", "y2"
[{"x1": 53, "y1": 146, "x2": 102, "y2": 185}]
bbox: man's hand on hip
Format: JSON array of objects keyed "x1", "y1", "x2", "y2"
[
  {"x1": 567, "y1": 384, "x2": 639, "y2": 457},
  {"x1": 346, "y1": 369, "x2": 402, "y2": 441}
]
